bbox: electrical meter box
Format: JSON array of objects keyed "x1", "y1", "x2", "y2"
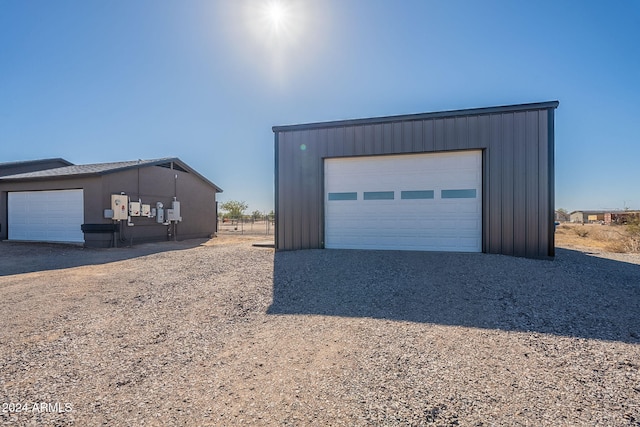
[
  {"x1": 156, "y1": 202, "x2": 165, "y2": 223},
  {"x1": 167, "y1": 200, "x2": 182, "y2": 222},
  {"x1": 141, "y1": 204, "x2": 151, "y2": 217},
  {"x1": 111, "y1": 195, "x2": 129, "y2": 220},
  {"x1": 129, "y1": 201, "x2": 141, "y2": 217},
  {"x1": 171, "y1": 200, "x2": 181, "y2": 216}
]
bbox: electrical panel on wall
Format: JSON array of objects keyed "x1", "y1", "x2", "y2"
[
  {"x1": 111, "y1": 195, "x2": 129, "y2": 220},
  {"x1": 156, "y1": 202, "x2": 165, "y2": 223},
  {"x1": 129, "y1": 201, "x2": 141, "y2": 217},
  {"x1": 167, "y1": 200, "x2": 182, "y2": 222},
  {"x1": 141, "y1": 204, "x2": 151, "y2": 217}
]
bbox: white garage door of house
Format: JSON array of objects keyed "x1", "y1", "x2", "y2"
[
  {"x1": 325, "y1": 151, "x2": 482, "y2": 252},
  {"x1": 8, "y1": 189, "x2": 85, "y2": 243}
]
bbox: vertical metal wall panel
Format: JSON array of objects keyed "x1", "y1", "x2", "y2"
[
  {"x1": 316, "y1": 128, "x2": 329, "y2": 247},
  {"x1": 286, "y1": 130, "x2": 296, "y2": 250},
  {"x1": 300, "y1": 130, "x2": 312, "y2": 249},
  {"x1": 284, "y1": 131, "x2": 295, "y2": 250},
  {"x1": 279, "y1": 131, "x2": 288, "y2": 250},
  {"x1": 286, "y1": 132, "x2": 299, "y2": 250},
  {"x1": 275, "y1": 133, "x2": 287, "y2": 250},
  {"x1": 488, "y1": 114, "x2": 504, "y2": 253},
  {"x1": 525, "y1": 111, "x2": 540, "y2": 257},
  {"x1": 332, "y1": 127, "x2": 344, "y2": 156},
  {"x1": 538, "y1": 112, "x2": 550, "y2": 257},
  {"x1": 402, "y1": 122, "x2": 413, "y2": 152},
  {"x1": 344, "y1": 126, "x2": 355, "y2": 156},
  {"x1": 476, "y1": 115, "x2": 491, "y2": 253},
  {"x1": 363, "y1": 125, "x2": 374, "y2": 156},
  {"x1": 545, "y1": 110, "x2": 555, "y2": 257},
  {"x1": 392, "y1": 123, "x2": 403, "y2": 153},
  {"x1": 513, "y1": 112, "x2": 527, "y2": 257},
  {"x1": 501, "y1": 113, "x2": 515, "y2": 255},
  {"x1": 373, "y1": 124, "x2": 384, "y2": 153},
  {"x1": 423, "y1": 120, "x2": 435, "y2": 152},
  {"x1": 434, "y1": 119, "x2": 445, "y2": 151},
  {"x1": 412, "y1": 121, "x2": 423, "y2": 152},
  {"x1": 457, "y1": 116, "x2": 470, "y2": 150},
  {"x1": 444, "y1": 118, "x2": 456, "y2": 151},
  {"x1": 274, "y1": 101, "x2": 558, "y2": 258},
  {"x1": 383, "y1": 123, "x2": 394, "y2": 154}
]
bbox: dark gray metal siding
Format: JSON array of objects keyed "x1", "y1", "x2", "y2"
[
  {"x1": 274, "y1": 101, "x2": 558, "y2": 258},
  {"x1": 0, "y1": 165, "x2": 219, "y2": 247}
]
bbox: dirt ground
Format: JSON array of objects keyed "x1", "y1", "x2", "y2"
[
  {"x1": 0, "y1": 232, "x2": 638, "y2": 426},
  {"x1": 555, "y1": 222, "x2": 635, "y2": 252}
]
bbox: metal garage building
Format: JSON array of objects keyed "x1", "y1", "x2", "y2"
[
  {"x1": 0, "y1": 158, "x2": 222, "y2": 247},
  {"x1": 273, "y1": 101, "x2": 559, "y2": 258}
]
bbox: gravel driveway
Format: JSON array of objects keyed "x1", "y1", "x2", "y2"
[{"x1": 0, "y1": 239, "x2": 639, "y2": 426}]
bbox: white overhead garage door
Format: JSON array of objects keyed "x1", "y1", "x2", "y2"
[
  {"x1": 325, "y1": 151, "x2": 481, "y2": 252},
  {"x1": 8, "y1": 189, "x2": 85, "y2": 243}
]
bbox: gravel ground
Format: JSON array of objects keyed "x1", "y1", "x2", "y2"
[{"x1": 0, "y1": 238, "x2": 639, "y2": 426}]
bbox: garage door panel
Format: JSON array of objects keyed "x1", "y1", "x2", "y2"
[
  {"x1": 8, "y1": 190, "x2": 84, "y2": 243},
  {"x1": 325, "y1": 151, "x2": 481, "y2": 252}
]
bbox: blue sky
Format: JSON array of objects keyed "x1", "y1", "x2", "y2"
[{"x1": 1, "y1": 0, "x2": 639, "y2": 213}]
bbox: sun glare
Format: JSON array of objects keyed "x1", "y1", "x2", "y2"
[
  {"x1": 265, "y1": 1, "x2": 288, "y2": 31},
  {"x1": 230, "y1": 0, "x2": 325, "y2": 84}
]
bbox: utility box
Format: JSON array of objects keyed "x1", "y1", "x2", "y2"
[
  {"x1": 129, "y1": 201, "x2": 141, "y2": 217},
  {"x1": 167, "y1": 200, "x2": 182, "y2": 222},
  {"x1": 171, "y1": 200, "x2": 181, "y2": 216},
  {"x1": 141, "y1": 204, "x2": 151, "y2": 217},
  {"x1": 156, "y1": 202, "x2": 165, "y2": 224},
  {"x1": 111, "y1": 194, "x2": 129, "y2": 220}
]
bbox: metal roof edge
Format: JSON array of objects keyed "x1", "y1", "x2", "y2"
[
  {"x1": 92, "y1": 158, "x2": 177, "y2": 176},
  {"x1": 94, "y1": 157, "x2": 223, "y2": 193},
  {"x1": 0, "y1": 157, "x2": 73, "y2": 167},
  {"x1": 0, "y1": 172, "x2": 95, "y2": 182},
  {"x1": 0, "y1": 158, "x2": 223, "y2": 193},
  {"x1": 272, "y1": 100, "x2": 560, "y2": 133}
]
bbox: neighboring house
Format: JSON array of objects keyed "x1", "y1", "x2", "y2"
[
  {"x1": 0, "y1": 158, "x2": 73, "y2": 177},
  {"x1": 605, "y1": 211, "x2": 640, "y2": 225},
  {"x1": 0, "y1": 158, "x2": 222, "y2": 247},
  {"x1": 570, "y1": 211, "x2": 605, "y2": 223},
  {"x1": 273, "y1": 101, "x2": 559, "y2": 259}
]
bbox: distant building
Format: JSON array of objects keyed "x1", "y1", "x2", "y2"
[
  {"x1": 569, "y1": 211, "x2": 605, "y2": 223},
  {"x1": 605, "y1": 211, "x2": 640, "y2": 225}
]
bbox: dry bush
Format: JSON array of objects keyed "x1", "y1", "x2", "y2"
[
  {"x1": 605, "y1": 240, "x2": 628, "y2": 253},
  {"x1": 604, "y1": 221, "x2": 640, "y2": 253},
  {"x1": 625, "y1": 221, "x2": 640, "y2": 252},
  {"x1": 625, "y1": 238, "x2": 640, "y2": 253},
  {"x1": 556, "y1": 223, "x2": 636, "y2": 253},
  {"x1": 573, "y1": 227, "x2": 590, "y2": 238}
]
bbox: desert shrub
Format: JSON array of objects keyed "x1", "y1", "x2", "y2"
[
  {"x1": 605, "y1": 240, "x2": 628, "y2": 253},
  {"x1": 625, "y1": 219, "x2": 640, "y2": 252},
  {"x1": 573, "y1": 227, "x2": 589, "y2": 238}
]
